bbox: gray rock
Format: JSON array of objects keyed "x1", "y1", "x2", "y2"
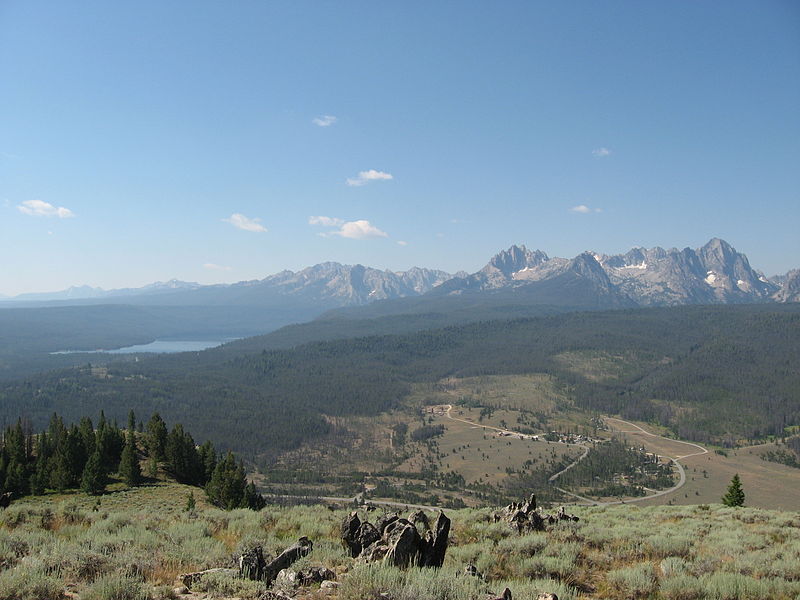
[
  {"x1": 274, "y1": 568, "x2": 299, "y2": 589},
  {"x1": 357, "y1": 521, "x2": 382, "y2": 553},
  {"x1": 409, "y1": 509, "x2": 430, "y2": 532},
  {"x1": 375, "y1": 513, "x2": 399, "y2": 535},
  {"x1": 298, "y1": 565, "x2": 336, "y2": 584},
  {"x1": 239, "y1": 545, "x2": 265, "y2": 581},
  {"x1": 321, "y1": 580, "x2": 340, "y2": 590},
  {"x1": 385, "y1": 522, "x2": 422, "y2": 568},
  {"x1": 341, "y1": 512, "x2": 362, "y2": 557},
  {"x1": 420, "y1": 511, "x2": 450, "y2": 568}
]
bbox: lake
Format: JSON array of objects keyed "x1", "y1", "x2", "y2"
[{"x1": 52, "y1": 339, "x2": 235, "y2": 355}]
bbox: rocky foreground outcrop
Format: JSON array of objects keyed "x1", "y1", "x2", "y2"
[{"x1": 341, "y1": 509, "x2": 451, "y2": 568}]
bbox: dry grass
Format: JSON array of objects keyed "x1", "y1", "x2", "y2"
[
  {"x1": 2, "y1": 487, "x2": 799, "y2": 600},
  {"x1": 606, "y1": 418, "x2": 800, "y2": 511}
]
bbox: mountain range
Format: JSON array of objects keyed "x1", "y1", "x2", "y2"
[
  {"x1": 3, "y1": 238, "x2": 797, "y2": 312},
  {"x1": 435, "y1": 238, "x2": 797, "y2": 306}
]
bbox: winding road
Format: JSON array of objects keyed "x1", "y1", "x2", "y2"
[
  {"x1": 443, "y1": 406, "x2": 709, "y2": 506},
  {"x1": 266, "y1": 411, "x2": 710, "y2": 511}
]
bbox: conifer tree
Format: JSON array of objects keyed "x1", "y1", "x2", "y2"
[
  {"x1": 81, "y1": 450, "x2": 105, "y2": 496},
  {"x1": 205, "y1": 451, "x2": 263, "y2": 510},
  {"x1": 78, "y1": 417, "x2": 95, "y2": 458},
  {"x1": 722, "y1": 473, "x2": 745, "y2": 507},
  {"x1": 197, "y1": 440, "x2": 217, "y2": 485},
  {"x1": 146, "y1": 413, "x2": 168, "y2": 461},
  {"x1": 119, "y1": 428, "x2": 141, "y2": 487}
]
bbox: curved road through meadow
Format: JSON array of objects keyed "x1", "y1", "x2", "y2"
[
  {"x1": 266, "y1": 412, "x2": 710, "y2": 511},
  {"x1": 443, "y1": 406, "x2": 709, "y2": 506}
]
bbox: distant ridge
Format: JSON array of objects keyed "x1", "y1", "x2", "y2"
[{"x1": 2, "y1": 239, "x2": 796, "y2": 314}]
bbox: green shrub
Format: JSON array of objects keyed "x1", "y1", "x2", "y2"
[
  {"x1": 192, "y1": 570, "x2": 265, "y2": 599},
  {"x1": 606, "y1": 563, "x2": 657, "y2": 599},
  {"x1": 81, "y1": 573, "x2": 151, "y2": 600},
  {"x1": 0, "y1": 566, "x2": 64, "y2": 600},
  {"x1": 659, "y1": 556, "x2": 689, "y2": 578},
  {"x1": 339, "y1": 564, "x2": 484, "y2": 600},
  {"x1": 496, "y1": 532, "x2": 547, "y2": 557},
  {"x1": 660, "y1": 574, "x2": 705, "y2": 600}
]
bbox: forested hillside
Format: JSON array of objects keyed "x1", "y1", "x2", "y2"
[{"x1": 1, "y1": 304, "x2": 798, "y2": 466}]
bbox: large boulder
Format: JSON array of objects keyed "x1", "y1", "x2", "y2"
[{"x1": 385, "y1": 522, "x2": 422, "y2": 568}]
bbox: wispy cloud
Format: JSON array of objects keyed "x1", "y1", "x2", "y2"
[
  {"x1": 203, "y1": 263, "x2": 231, "y2": 271},
  {"x1": 308, "y1": 215, "x2": 344, "y2": 227},
  {"x1": 570, "y1": 204, "x2": 602, "y2": 214},
  {"x1": 592, "y1": 147, "x2": 611, "y2": 158},
  {"x1": 311, "y1": 216, "x2": 388, "y2": 239},
  {"x1": 397, "y1": 240, "x2": 408, "y2": 246},
  {"x1": 18, "y1": 199, "x2": 75, "y2": 218},
  {"x1": 312, "y1": 115, "x2": 337, "y2": 127},
  {"x1": 346, "y1": 169, "x2": 393, "y2": 187},
  {"x1": 223, "y1": 213, "x2": 267, "y2": 232}
]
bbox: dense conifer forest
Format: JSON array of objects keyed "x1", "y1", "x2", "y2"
[{"x1": 1, "y1": 304, "x2": 798, "y2": 467}]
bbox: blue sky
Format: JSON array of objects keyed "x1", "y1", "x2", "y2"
[{"x1": 1, "y1": 1, "x2": 798, "y2": 295}]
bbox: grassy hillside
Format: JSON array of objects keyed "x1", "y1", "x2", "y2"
[{"x1": 2, "y1": 487, "x2": 799, "y2": 599}]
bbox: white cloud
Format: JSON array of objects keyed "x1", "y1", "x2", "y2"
[
  {"x1": 332, "y1": 220, "x2": 388, "y2": 239},
  {"x1": 346, "y1": 169, "x2": 393, "y2": 187},
  {"x1": 203, "y1": 263, "x2": 231, "y2": 271},
  {"x1": 312, "y1": 115, "x2": 337, "y2": 127},
  {"x1": 592, "y1": 147, "x2": 611, "y2": 157},
  {"x1": 397, "y1": 240, "x2": 408, "y2": 246},
  {"x1": 311, "y1": 215, "x2": 388, "y2": 239},
  {"x1": 309, "y1": 215, "x2": 344, "y2": 227},
  {"x1": 570, "y1": 204, "x2": 603, "y2": 214},
  {"x1": 18, "y1": 199, "x2": 75, "y2": 218},
  {"x1": 223, "y1": 213, "x2": 267, "y2": 232}
]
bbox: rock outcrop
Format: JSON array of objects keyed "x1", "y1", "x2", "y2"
[
  {"x1": 495, "y1": 494, "x2": 579, "y2": 534},
  {"x1": 238, "y1": 537, "x2": 314, "y2": 584},
  {"x1": 341, "y1": 510, "x2": 451, "y2": 569}
]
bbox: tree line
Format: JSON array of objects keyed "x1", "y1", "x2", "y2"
[{"x1": 0, "y1": 411, "x2": 264, "y2": 510}]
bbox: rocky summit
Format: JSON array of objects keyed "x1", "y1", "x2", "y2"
[{"x1": 439, "y1": 238, "x2": 796, "y2": 307}]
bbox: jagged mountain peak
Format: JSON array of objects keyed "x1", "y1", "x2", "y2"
[
  {"x1": 435, "y1": 238, "x2": 792, "y2": 307},
  {"x1": 484, "y1": 244, "x2": 549, "y2": 277}
]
